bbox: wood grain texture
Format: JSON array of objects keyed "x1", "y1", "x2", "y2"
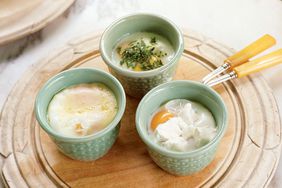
[
  {"x1": 0, "y1": 30, "x2": 281, "y2": 188},
  {"x1": 0, "y1": 0, "x2": 74, "y2": 45}
]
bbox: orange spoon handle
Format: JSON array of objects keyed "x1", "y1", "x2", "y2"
[
  {"x1": 225, "y1": 34, "x2": 276, "y2": 67},
  {"x1": 234, "y1": 49, "x2": 282, "y2": 78}
]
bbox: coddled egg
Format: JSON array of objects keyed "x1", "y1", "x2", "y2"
[{"x1": 47, "y1": 83, "x2": 117, "y2": 137}]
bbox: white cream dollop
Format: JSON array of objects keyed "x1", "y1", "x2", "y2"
[{"x1": 153, "y1": 100, "x2": 217, "y2": 152}]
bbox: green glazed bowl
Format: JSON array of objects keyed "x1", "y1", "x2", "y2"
[
  {"x1": 100, "y1": 13, "x2": 184, "y2": 98},
  {"x1": 35, "y1": 68, "x2": 126, "y2": 161},
  {"x1": 136, "y1": 80, "x2": 228, "y2": 175}
]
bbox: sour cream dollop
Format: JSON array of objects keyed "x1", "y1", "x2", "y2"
[{"x1": 151, "y1": 99, "x2": 217, "y2": 152}]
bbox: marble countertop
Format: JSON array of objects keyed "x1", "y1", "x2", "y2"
[{"x1": 0, "y1": 0, "x2": 282, "y2": 187}]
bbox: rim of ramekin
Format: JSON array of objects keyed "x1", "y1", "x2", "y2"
[
  {"x1": 35, "y1": 68, "x2": 126, "y2": 142},
  {"x1": 100, "y1": 13, "x2": 184, "y2": 78},
  {"x1": 135, "y1": 80, "x2": 228, "y2": 158}
]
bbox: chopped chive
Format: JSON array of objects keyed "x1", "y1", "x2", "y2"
[{"x1": 117, "y1": 38, "x2": 166, "y2": 71}]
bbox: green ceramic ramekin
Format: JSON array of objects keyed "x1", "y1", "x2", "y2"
[
  {"x1": 136, "y1": 80, "x2": 228, "y2": 175},
  {"x1": 100, "y1": 14, "x2": 184, "y2": 98},
  {"x1": 35, "y1": 68, "x2": 126, "y2": 161}
]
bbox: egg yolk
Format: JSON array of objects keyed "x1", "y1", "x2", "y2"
[
  {"x1": 75, "y1": 123, "x2": 84, "y2": 135},
  {"x1": 151, "y1": 110, "x2": 174, "y2": 131}
]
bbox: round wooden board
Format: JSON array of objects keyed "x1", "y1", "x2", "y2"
[
  {"x1": 0, "y1": 30, "x2": 281, "y2": 188},
  {"x1": 0, "y1": 0, "x2": 74, "y2": 45}
]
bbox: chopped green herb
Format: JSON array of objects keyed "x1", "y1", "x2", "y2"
[
  {"x1": 116, "y1": 47, "x2": 121, "y2": 54},
  {"x1": 118, "y1": 39, "x2": 166, "y2": 71},
  {"x1": 150, "y1": 37, "x2": 157, "y2": 44}
]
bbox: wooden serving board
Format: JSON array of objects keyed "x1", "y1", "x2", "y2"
[
  {"x1": 0, "y1": 0, "x2": 74, "y2": 45},
  {"x1": 0, "y1": 30, "x2": 281, "y2": 188}
]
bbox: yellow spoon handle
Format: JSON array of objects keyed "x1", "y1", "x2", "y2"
[
  {"x1": 233, "y1": 49, "x2": 282, "y2": 78},
  {"x1": 225, "y1": 34, "x2": 276, "y2": 67}
]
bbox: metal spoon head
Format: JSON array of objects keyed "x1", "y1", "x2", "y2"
[{"x1": 202, "y1": 63, "x2": 230, "y2": 84}]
